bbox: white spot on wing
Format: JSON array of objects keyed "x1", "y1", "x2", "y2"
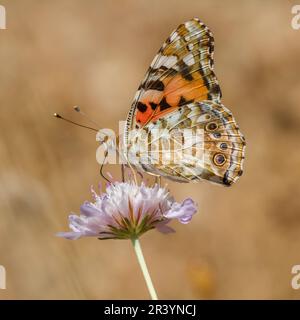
[
  {"x1": 151, "y1": 55, "x2": 177, "y2": 69},
  {"x1": 170, "y1": 32, "x2": 178, "y2": 42},
  {"x1": 183, "y1": 54, "x2": 195, "y2": 66}
]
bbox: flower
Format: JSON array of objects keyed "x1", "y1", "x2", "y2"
[{"x1": 57, "y1": 181, "x2": 197, "y2": 240}]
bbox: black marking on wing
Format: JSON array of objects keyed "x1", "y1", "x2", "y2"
[
  {"x1": 178, "y1": 61, "x2": 193, "y2": 81},
  {"x1": 223, "y1": 171, "x2": 232, "y2": 186},
  {"x1": 147, "y1": 80, "x2": 165, "y2": 91},
  {"x1": 137, "y1": 102, "x2": 147, "y2": 113},
  {"x1": 178, "y1": 96, "x2": 194, "y2": 106},
  {"x1": 159, "y1": 97, "x2": 172, "y2": 111},
  {"x1": 150, "y1": 102, "x2": 158, "y2": 110}
]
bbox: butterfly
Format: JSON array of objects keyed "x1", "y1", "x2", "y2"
[{"x1": 122, "y1": 18, "x2": 245, "y2": 186}]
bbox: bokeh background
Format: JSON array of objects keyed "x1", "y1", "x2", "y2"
[{"x1": 0, "y1": 0, "x2": 299, "y2": 299}]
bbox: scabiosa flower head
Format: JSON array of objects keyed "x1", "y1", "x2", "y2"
[{"x1": 57, "y1": 181, "x2": 197, "y2": 240}]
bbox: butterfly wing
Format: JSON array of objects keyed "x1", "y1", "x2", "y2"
[
  {"x1": 126, "y1": 101, "x2": 245, "y2": 186},
  {"x1": 124, "y1": 18, "x2": 245, "y2": 186},
  {"x1": 125, "y1": 18, "x2": 221, "y2": 131}
]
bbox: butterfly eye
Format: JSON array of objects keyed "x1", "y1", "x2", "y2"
[
  {"x1": 213, "y1": 153, "x2": 226, "y2": 166},
  {"x1": 206, "y1": 122, "x2": 218, "y2": 131},
  {"x1": 220, "y1": 142, "x2": 228, "y2": 150}
]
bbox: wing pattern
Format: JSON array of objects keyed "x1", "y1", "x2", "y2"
[{"x1": 124, "y1": 18, "x2": 245, "y2": 186}]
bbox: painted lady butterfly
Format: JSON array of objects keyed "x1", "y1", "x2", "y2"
[{"x1": 123, "y1": 18, "x2": 245, "y2": 186}]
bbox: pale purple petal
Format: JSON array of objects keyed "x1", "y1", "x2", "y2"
[
  {"x1": 56, "y1": 229, "x2": 102, "y2": 239},
  {"x1": 155, "y1": 220, "x2": 175, "y2": 234},
  {"x1": 68, "y1": 215, "x2": 87, "y2": 232},
  {"x1": 80, "y1": 202, "x2": 101, "y2": 217},
  {"x1": 164, "y1": 198, "x2": 197, "y2": 224}
]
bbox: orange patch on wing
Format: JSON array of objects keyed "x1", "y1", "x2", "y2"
[
  {"x1": 135, "y1": 106, "x2": 151, "y2": 124},
  {"x1": 135, "y1": 74, "x2": 209, "y2": 125},
  {"x1": 164, "y1": 74, "x2": 208, "y2": 104},
  {"x1": 135, "y1": 90, "x2": 162, "y2": 125}
]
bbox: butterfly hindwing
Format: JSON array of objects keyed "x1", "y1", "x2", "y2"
[{"x1": 126, "y1": 101, "x2": 245, "y2": 186}]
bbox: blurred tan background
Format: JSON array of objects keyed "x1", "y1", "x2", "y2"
[{"x1": 0, "y1": 0, "x2": 300, "y2": 299}]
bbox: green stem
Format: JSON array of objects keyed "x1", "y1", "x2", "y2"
[{"x1": 131, "y1": 238, "x2": 158, "y2": 300}]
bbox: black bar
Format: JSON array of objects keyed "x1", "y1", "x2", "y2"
[{"x1": 0, "y1": 300, "x2": 298, "y2": 319}]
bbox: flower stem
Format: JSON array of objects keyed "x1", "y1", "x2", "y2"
[{"x1": 131, "y1": 238, "x2": 158, "y2": 300}]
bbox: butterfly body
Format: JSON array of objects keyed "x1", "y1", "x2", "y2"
[{"x1": 123, "y1": 18, "x2": 245, "y2": 186}]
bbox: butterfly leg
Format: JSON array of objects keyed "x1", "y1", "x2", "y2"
[
  {"x1": 155, "y1": 175, "x2": 162, "y2": 187},
  {"x1": 99, "y1": 149, "x2": 111, "y2": 183},
  {"x1": 121, "y1": 164, "x2": 125, "y2": 182}
]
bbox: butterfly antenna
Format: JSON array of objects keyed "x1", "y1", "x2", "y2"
[
  {"x1": 73, "y1": 106, "x2": 101, "y2": 129},
  {"x1": 53, "y1": 113, "x2": 98, "y2": 132}
]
